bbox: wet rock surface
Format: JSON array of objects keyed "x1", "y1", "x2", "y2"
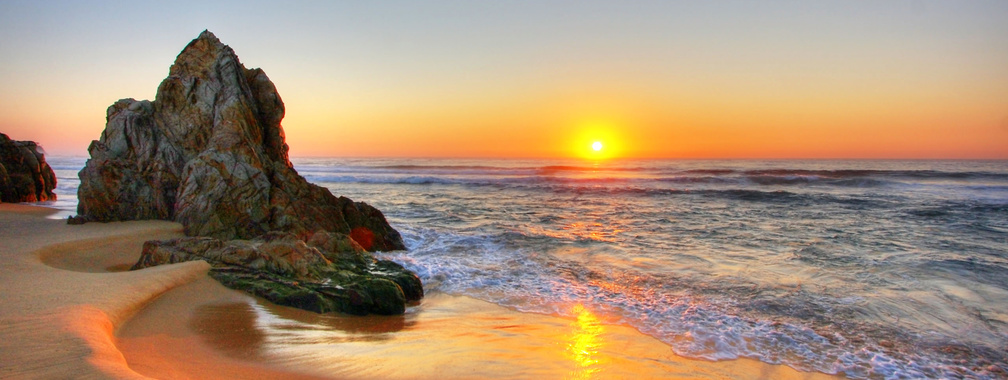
[{"x1": 134, "y1": 231, "x2": 423, "y2": 315}]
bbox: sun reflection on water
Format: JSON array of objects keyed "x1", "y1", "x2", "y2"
[{"x1": 566, "y1": 304, "x2": 604, "y2": 380}]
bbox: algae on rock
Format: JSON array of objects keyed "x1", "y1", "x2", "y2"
[{"x1": 134, "y1": 231, "x2": 423, "y2": 315}]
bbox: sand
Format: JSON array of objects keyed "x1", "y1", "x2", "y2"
[
  {"x1": 0, "y1": 204, "x2": 316, "y2": 379},
  {"x1": 0, "y1": 204, "x2": 841, "y2": 379},
  {"x1": 0, "y1": 203, "x2": 206, "y2": 378}
]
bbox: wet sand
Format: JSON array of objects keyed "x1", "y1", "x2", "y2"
[
  {"x1": 160, "y1": 292, "x2": 840, "y2": 379},
  {"x1": 1, "y1": 203, "x2": 840, "y2": 379}
]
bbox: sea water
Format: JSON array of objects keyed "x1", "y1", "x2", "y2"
[{"x1": 44, "y1": 157, "x2": 1008, "y2": 378}]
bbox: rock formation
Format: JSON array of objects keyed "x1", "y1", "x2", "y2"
[
  {"x1": 76, "y1": 30, "x2": 420, "y2": 315},
  {"x1": 133, "y1": 231, "x2": 423, "y2": 315},
  {"x1": 0, "y1": 133, "x2": 57, "y2": 203},
  {"x1": 76, "y1": 30, "x2": 403, "y2": 251}
]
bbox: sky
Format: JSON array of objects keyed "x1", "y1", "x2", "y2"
[{"x1": 1, "y1": 1, "x2": 1006, "y2": 159}]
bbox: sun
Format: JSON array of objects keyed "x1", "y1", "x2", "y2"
[{"x1": 572, "y1": 121, "x2": 621, "y2": 160}]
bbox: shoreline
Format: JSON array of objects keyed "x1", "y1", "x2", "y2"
[{"x1": 0, "y1": 204, "x2": 839, "y2": 379}]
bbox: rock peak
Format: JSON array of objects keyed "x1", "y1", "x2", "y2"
[
  {"x1": 198, "y1": 29, "x2": 218, "y2": 42},
  {"x1": 170, "y1": 30, "x2": 236, "y2": 78},
  {"x1": 182, "y1": 29, "x2": 225, "y2": 53}
]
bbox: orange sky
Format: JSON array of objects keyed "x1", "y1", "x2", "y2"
[{"x1": 1, "y1": 2, "x2": 1007, "y2": 159}]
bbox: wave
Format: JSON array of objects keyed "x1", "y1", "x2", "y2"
[
  {"x1": 657, "y1": 175, "x2": 899, "y2": 187},
  {"x1": 304, "y1": 174, "x2": 469, "y2": 185},
  {"x1": 312, "y1": 174, "x2": 884, "y2": 208},
  {"x1": 924, "y1": 259, "x2": 1008, "y2": 288},
  {"x1": 306, "y1": 173, "x2": 905, "y2": 201},
  {"x1": 337, "y1": 163, "x2": 653, "y2": 173},
  {"x1": 370, "y1": 164, "x2": 508, "y2": 171},
  {"x1": 300, "y1": 161, "x2": 1008, "y2": 192},
  {"x1": 383, "y1": 224, "x2": 1000, "y2": 379},
  {"x1": 535, "y1": 165, "x2": 653, "y2": 174},
  {"x1": 684, "y1": 168, "x2": 1008, "y2": 181}
]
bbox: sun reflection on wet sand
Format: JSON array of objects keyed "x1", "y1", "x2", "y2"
[
  {"x1": 124, "y1": 290, "x2": 843, "y2": 379},
  {"x1": 566, "y1": 304, "x2": 604, "y2": 379}
]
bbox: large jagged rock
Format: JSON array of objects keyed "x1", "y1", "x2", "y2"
[
  {"x1": 76, "y1": 30, "x2": 420, "y2": 315},
  {"x1": 76, "y1": 30, "x2": 403, "y2": 252},
  {"x1": 0, "y1": 133, "x2": 57, "y2": 203},
  {"x1": 133, "y1": 230, "x2": 423, "y2": 315}
]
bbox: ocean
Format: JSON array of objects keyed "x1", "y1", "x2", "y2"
[{"x1": 44, "y1": 157, "x2": 1008, "y2": 379}]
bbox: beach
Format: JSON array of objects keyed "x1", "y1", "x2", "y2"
[
  {"x1": 0, "y1": 203, "x2": 838, "y2": 379},
  {"x1": 2, "y1": 2, "x2": 1005, "y2": 377}
]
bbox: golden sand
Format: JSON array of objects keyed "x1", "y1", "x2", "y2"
[
  {"x1": 0, "y1": 204, "x2": 840, "y2": 379},
  {"x1": 0, "y1": 204, "x2": 206, "y2": 378}
]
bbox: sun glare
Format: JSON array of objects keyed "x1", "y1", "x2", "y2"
[{"x1": 573, "y1": 120, "x2": 622, "y2": 160}]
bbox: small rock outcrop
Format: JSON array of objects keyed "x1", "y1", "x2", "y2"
[
  {"x1": 0, "y1": 133, "x2": 57, "y2": 203},
  {"x1": 76, "y1": 30, "x2": 403, "y2": 252},
  {"x1": 76, "y1": 30, "x2": 420, "y2": 315},
  {"x1": 133, "y1": 231, "x2": 423, "y2": 315}
]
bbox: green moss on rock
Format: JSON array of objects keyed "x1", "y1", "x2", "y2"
[{"x1": 135, "y1": 231, "x2": 423, "y2": 316}]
